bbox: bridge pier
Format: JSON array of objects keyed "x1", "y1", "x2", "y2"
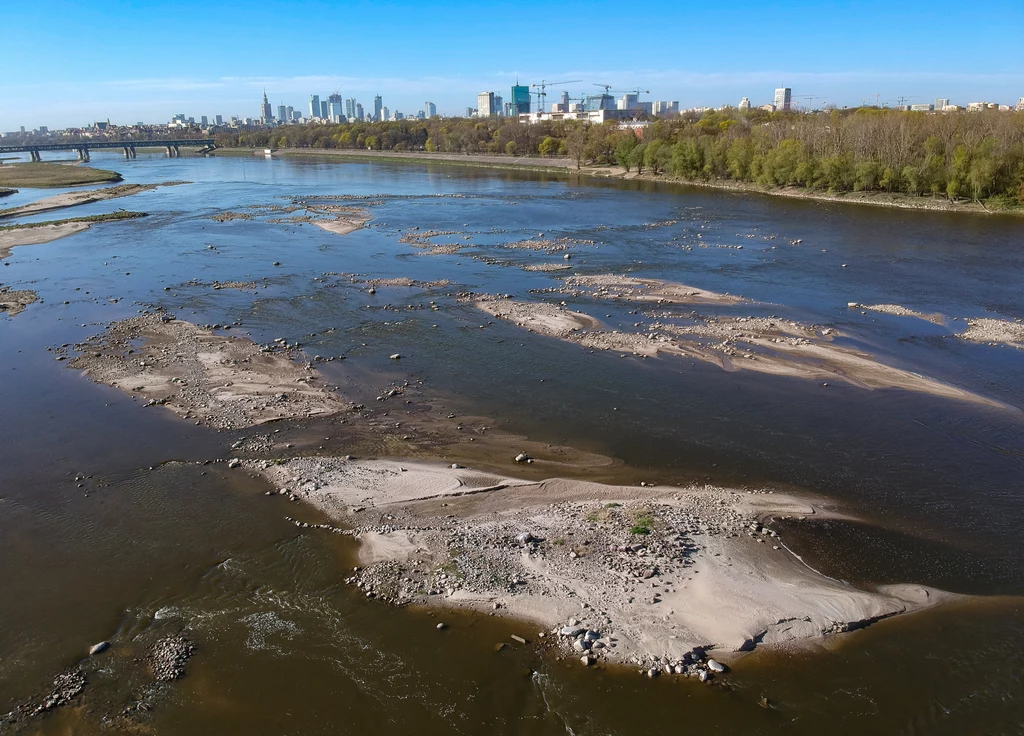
[
  {"x1": 77, "y1": 147, "x2": 90, "y2": 162},
  {"x1": 30, "y1": 149, "x2": 41, "y2": 162},
  {"x1": 165, "y1": 145, "x2": 175, "y2": 158},
  {"x1": 129, "y1": 145, "x2": 136, "y2": 159}
]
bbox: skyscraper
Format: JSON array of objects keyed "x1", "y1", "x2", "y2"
[
  {"x1": 381, "y1": 106, "x2": 389, "y2": 121},
  {"x1": 321, "y1": 100, "x2": 329, "y2": 119},
  {"x1": 286, "y1": 106, "x2": 294, "y2": 121},
  {"x1": 309, "y1": 95, "x2": 321, "y2": 119},
  {"x1": 511, "y1": 83, "x2": 530, "y2": 115},
  {"x1": 261, "y1": 89, "x2": 273, "y2": 123},
  {"x1": 328, "y1": 93, "x2": 343, "y2": 122},
  {"x1": 277, "y1": 105, "x2": 287, "y2": 123},
  {"x1": 373, "y1": 95, "x2": 383, "y2": 121},
  {"x1": 774, "y1": 87, "x2": 792, "y2": 111},
  {"x1": 355, "y1": 103, "x2": 364, "y2": 120},
  {"x1": 215, "y1": 114, "x2": 223, "y2": 125},
  {"x1": 200, "y1": 115, "x2": 208, "y2": 126},
  {"x1": 425, "y1": 101, "x2": 437, "y2": 118},
  {"x1": 493, "y1": 95, "x2": 503, "y2": 116},
  {"x1": 345, "y1": 98, "x2": 356, "y2": 120},
  {"x1": 935, "y1": 98, "x2": 950, "y2": 110},
  {"x1": 477, "y1": 92, "x2": 495, "y2": 117}
]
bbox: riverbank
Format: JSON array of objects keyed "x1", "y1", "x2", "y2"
[{"x1": 217, "y1": 147, "x2": 1020, "y2": 216}]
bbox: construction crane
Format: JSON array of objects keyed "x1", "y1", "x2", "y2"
[{"x1": 531, "y1": 79, "x2": 582, "y2": 112}]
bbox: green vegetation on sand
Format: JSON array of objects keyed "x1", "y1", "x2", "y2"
[
  {"x1": 0, "y1": 163, "x2": 123, "y2": 188},
  {"x1": 0, "y1": 211, "x2": 147, "y2": 232}
]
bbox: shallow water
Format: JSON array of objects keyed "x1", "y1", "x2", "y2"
[{"x1": 1, "y1": 151, "x2": 1022, "y2": 733}]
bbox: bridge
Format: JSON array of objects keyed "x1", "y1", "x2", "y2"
[{"x1": 0, "y1": 139, "x2": 216, "y2": 162}]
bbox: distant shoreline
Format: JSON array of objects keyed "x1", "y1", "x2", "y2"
[{"x1": 215, "y1": 146, "x2": 1020, "y2": 217}]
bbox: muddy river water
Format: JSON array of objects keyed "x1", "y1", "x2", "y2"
[{"x1": 1, "y1": 151, "x2": 1022, "y2": 734}]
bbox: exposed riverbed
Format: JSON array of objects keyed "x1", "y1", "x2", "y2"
[{"x1": 1, "y1": 150, "x2": 1022, "y2": 734}]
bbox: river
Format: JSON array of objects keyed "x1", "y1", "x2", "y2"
[{"x1": 1, "y1": 151, "x2": 1022, "y2": 734}]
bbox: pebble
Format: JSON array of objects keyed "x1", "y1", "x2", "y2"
[
  {"x1": 88, "y1": 641, "x2": 109, "y2": 656},
  {"x1": 436, "y1": 622, "x2": 446, "y2": 630}
]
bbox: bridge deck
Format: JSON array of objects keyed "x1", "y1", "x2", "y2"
[{"x1": 0, "y1": 139, "x2": 215, "y2": 153}]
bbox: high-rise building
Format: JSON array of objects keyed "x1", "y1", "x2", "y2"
[
  {"x1": 653, "y1": 101, "x2": 679, "y2": 116},
  {"x1": 381, "y1": 106, "x2": 390, "y2": 121},
  {"x1": 200, "y1": 115, "x2": 208, "y2": 126},
  {"x1": 215, "y1": 114, "x2": 223, "y2": 125},
  {"x1": 511, "y1": 83, "x2": 530, "y2": 115},
  {"x1": 583, "y1": 94, "x2": 614, "y2": 112},
  {"x1": 320, "y1": 100, "x2": 329, "y2": 119},
  {"x1": 373, "y1": 95, "x2": 383, "y2": 121},
  {"x1": 261, "y1": 89, "x2": 273, "y2": 123},
  {"x1": 617, "y1": 93, "x2": 639, "y2": 111},
  {"x1": 355, "y1": 103, "x2": 364, "y2": 120},
  {"x1": 504, "y1": 102, "x2": 514, "y2": 116},
  {"x1": 1017, "y1": 97, "x2": 1024, "y2": 112},
  {"x1": 477, "y1": 92, "x2": 495, "y2": 117},
  {"x1": 935, "y1": 98, "x2": 950, "y2": 110},
  {"x1": 286, "y1": 106, "x2": 294, "y2": 121},
  {"x1": 739, "y1": 97, "x2": 751, "y2": 111},
  {"x1": 465, "y1": 107, "x2": 475, "y2": 118},
  {"x1": 774, "y1": 87, "x2": 792, "y2": 111},
  {"x1": 417, "y1": 110, "x2": 426, "y2": 119},
  {"x1": 277, "y1": 105, "x2": 287, "y2": 123},
  {"x1": 493, "y1": 95, "x2": 503, "y2": 115},
  {"x1": 425, "y1": 101, "x2": 437, "y2": 117},
  {"x1": 309, "y1": 95, "x2": 321, "y2": 119},
  {"x1": 345, "y1": 98, "x2": 356, "y2": 120},
  {"x1": 328, "y1": 93, "x2": 343, "y2": 122}
]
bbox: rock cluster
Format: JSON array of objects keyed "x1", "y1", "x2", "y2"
[{"x1": 148, "y1": 635, "x2": 196, "y2": 682}]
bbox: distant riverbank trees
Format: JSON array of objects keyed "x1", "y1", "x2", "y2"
[{"x1": 216, "y1": 108, "x2": 1024, "y2": 207}]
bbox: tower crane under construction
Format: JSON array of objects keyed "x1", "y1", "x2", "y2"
[{"x1": 531, "y1": 79, "x2": 581, "y2": 112}]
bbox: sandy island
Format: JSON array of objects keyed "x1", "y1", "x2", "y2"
[
  {"x1": 68, "y1": 314, "x2": 350, "y2": 429},
  {"x1": 958, "y1": 317, "x2": 1024, "y2": 349},
  {"x1": 252, "y1": 456, "x2": 951, "y2": 673},
  {"x1": 65, "y1": 313, "x2": 957, "y2": 676},
  {"x1": 0, "y1": 222, "x2": 92, "y2": 258},
  {"x1": 0, "y1": 286, "x2": 38, "y2": 317},
  {"x1": 473, "y1": 295, "x2": 1006, "y2": 408},
  {"x1": 848, "y1": 302, "x2": 947, "y2": 325},
  {"x1": 0, "y1": 182, "x2": 180, "y2": 220},
  {"x1": 564, "y1": 274, "x2": 745, "y2": 306}
]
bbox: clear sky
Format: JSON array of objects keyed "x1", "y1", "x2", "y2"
[{"x1": 2, "y1": 0, "x2": 1022, "y2": 130}]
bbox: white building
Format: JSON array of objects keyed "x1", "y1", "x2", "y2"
[
  {"x1": 425, "y1": 101, "x2": 437, "y2": 117},
  {"x1": 774, "y1": 87, "x2": 792, "y2": 111},
  {"x1": 738, "y1": 97, "x2": 751, "y2": 111},
  {"x1": 1017, "y1": 97, "x2": 1024, "y2": 112},
  {"x1": 477, "y1": 92, "x2": 496, "y2": 117}
]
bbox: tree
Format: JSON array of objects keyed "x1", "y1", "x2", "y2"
[
  {"x1": 505, "y1": 141, "x2": 518, "y2": 156},
  {"x1": 566, "y1": 125, "x2": 588, "y2": 169},
  {"x1": 538, "y1": 136, "x2": 558, "y2": 157},
  {"x1": 615, "y1": 134, "x2": 638, "y2": 172}
]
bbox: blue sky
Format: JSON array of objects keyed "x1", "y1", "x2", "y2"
[{"x1": 2, "y1": 0, "x2": 1022, "y2": 129}]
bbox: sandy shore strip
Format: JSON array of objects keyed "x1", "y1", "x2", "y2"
[
  {"x1": 0, "y1": 222, "x2": 92, "y2": 258},
  {"x1": 473, "y1": 296, "x2": 1008, "y2": 408},
  {"x1": 475, "y1": 295, "x2": 602, "y2": 338},
  {"x1": 67, "y1": 314, "x2": 351, "y2": 430},
  {"x1": 0, "y1": 286, "x2": 38, "y2": 317},
  {"x1": 848, "y1": 302, "x2": 946, "y2": 325},
  {"x1": 564, "y1": 274, "x2": 745, "y2": 306},
  {"x1": 251, "y1": 456, "x2": 950, "y2": 672},
  {"x1": 957, "y1": 317, "x2": 1024, "y2": 349}
]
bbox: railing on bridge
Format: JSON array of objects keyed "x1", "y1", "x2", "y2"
[{"x1": 0, "y1": 139, "x2": 216, "y2": 162}]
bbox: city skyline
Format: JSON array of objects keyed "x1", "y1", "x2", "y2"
[{"x1": 2, "y1": 0, "x2": 1022, "y2": 129}]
